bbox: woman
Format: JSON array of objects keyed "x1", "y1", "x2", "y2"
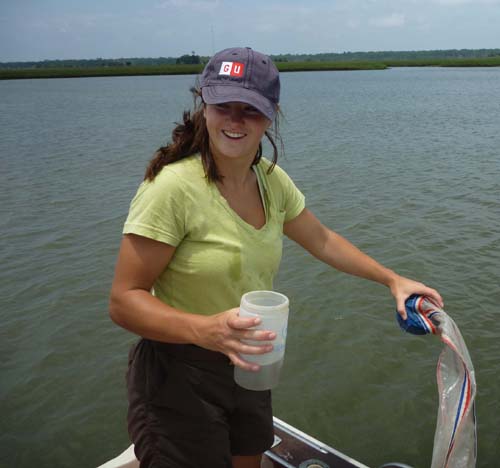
[{"x1": 110, "y1": 47, "x2": 443, "y2": 468}]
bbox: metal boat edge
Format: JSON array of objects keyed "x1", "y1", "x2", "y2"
[{"x1": 264, "y1": 416, "x2": 370, "y2": 468}]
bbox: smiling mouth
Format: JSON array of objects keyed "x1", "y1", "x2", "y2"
[{"x1": 222, "y1": 130, "x2": 246, "y2": 140}]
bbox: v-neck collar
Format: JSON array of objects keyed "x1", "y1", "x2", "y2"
[{"x1": 210, "y1": 163, "x2": 269, "y2": 233}]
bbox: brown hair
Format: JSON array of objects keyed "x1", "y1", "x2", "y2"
[{"x1": 144, "y1": 87, "x2": 283, "y2": 182}]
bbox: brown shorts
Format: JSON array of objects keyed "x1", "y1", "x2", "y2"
[{"x1": 126, "y1": 339, "x2": 274, "y2": 468}]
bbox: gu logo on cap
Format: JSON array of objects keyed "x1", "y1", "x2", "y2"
[
  {"x1": 200, "y1": 47, "x2": 279, "y2": 120},
  {"x1": 219, "y1": 61, "x2": 244, "y2": 77}
]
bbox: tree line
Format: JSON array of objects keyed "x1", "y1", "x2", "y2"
[
  {"x1": 1, "y1": 49, "x2": 499, "y2": 69},
  {"x1": 270, "y1": 49, "x2": 500, "y2": 62}
]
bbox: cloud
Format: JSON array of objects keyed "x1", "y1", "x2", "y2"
[
  {"x1": 369, "y1": 13, "x2": 406, "y2": 27},
  {"x1": 157, "y1": 0, "x2": 221, "y2": 10},
  {"x1": 347, "y1": 19, "x2": 361, "y2": 30},
  {"x1": 232, "y1": 4, "x2": 315, "y2": 35},
  {"x1": 432, "y1": 0, "x2": 500, "y2": 4},
  {"x1": 26, "y1": 13, "x2": 114, "y2": 33}
]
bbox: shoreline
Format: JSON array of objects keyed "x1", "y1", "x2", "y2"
[{"x1": 1, "y1": 57, "x2": 500, "y2": 80}]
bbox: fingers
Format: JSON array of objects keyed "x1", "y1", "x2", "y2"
[
  {"x1": 396, "y1": 297, "x2": 407, "y2": 320},
  {"x1": 409, "y1": 284, "x2": 444, "y2": 309},
  {"x1": 424, "y1": 287, "x2": 444, "y2": 309},
  {"x1": 238, "y1": 341, "x2": 274, "y2": 355},
  {"x1": 390, "y1": 275, "x2": 444, "y2": 321},
  {"x1": 228, "y1": 352, "x2": 260, "y2": 372},
  {"x1": 228, "y1": 343, "x2": 274, "y2": 371},
  {"x1": 226, "y1": 308, "x2": 262, "y2": 330},
  {"x1": 224, "y1": 337, "x2": 274, "y2": 356},
  {"x1": 230, "y1": 316, "x2": 262, "y2": 330},
  {"x1": 209, "y1": 308, "x2": 278, "y2": 368},
  {"x1": 226, "y1": 338, "x2": 274, "y2": 371},
  {"x1": 238, "y1": 329, "x2": 277, "y2": 342},
  {"x1": 226, "y1": 309, "x2": 276, "y2": 341}
]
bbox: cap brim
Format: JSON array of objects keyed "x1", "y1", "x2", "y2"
[{"x1": 202, "y1": 86, "x2": 277, "y2": 121}]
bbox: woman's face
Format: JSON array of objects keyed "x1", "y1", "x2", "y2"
[{"x1": 204, "y1": 102, "x2": 271, "y2": 163}]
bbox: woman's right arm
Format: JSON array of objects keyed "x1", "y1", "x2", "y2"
[{"x1": 109, "y1": 234, "x2": 275, "y2": 370}]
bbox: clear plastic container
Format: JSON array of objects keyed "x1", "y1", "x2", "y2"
[{"x1": 234, "y1": 290, "x2": 289, "y2": 391}]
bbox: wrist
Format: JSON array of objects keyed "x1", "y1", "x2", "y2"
[
  {"x1": 188, "y1": 313, "x2": 211, "y2": 347},
  {"x1": 381, "y1": 268, "x2": 400, "y2": 289}
]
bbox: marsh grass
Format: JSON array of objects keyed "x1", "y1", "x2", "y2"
[
  {"x1": 277, "y1": 61, "x2": 387, "y2": 71},
  {"x1": 0, "y1": 64, "x2": 203, "y2": 80},
  {"x1": 1, "y1": 57, "x2": 499, "y2": 80},
  {"x1": 384, "y1": 56, "x2": 500, "y2": 67}
]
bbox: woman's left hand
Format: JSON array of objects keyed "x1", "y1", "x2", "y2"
[{"x1": 388, "y1": 274, "x2": 444, "y2": 320}]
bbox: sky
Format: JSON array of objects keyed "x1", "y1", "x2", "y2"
[{"x1": 1, "y1": 0, "x2": 499, "y2": 62}]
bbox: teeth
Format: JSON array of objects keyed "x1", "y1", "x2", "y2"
[{"x1": 223, "y1": 130, "x2": 245, "y2": 138}]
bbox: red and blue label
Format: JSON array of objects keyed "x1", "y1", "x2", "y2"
[{"x1": 219, "y1": 61, "x2": 244, "y2": 77}]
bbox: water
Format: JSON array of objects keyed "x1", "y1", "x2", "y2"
[
  {"x1": 234, "y1": 360, "x2": 284, "y2": 391},
  {"x1": 1, "y1": 68, "x2": 499, "y2": 467}
]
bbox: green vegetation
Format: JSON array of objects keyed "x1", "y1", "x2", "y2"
[
  {"x1": 0, "y1": 64, "x2": 204, "y2": 80},
  {"x1": 0, "y1": 57, "x2": 179, "y2": 70},
  {"x1": 270, "y1": 48, "x2": 500, "y2": 63},
  {"x1": 1, "y1": 51, "x2": 500, "y2": 80},
  {"x1": 176, "y1": 52, "x2": 202, "y2": 64},
  {"x1": 0, "y1": 61, "x2": 386, "y2": 80},
  {"x1": 3, "y1": 48, "x2": 498, "y2": 71},
  {"x1": 277, "y1": 61, "x2": 387, "y2": 71},
  {"x1": 383, "y1": 56, "x2": 500, "y2": 67}
]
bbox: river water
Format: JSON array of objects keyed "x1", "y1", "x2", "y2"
[{"x1": 1, "y1": 67, "x2": 499, "y2": 467}]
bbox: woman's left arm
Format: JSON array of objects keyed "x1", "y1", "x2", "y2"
[{"x1": 284, "y1": 208, "x2": 443, "y2": 319}]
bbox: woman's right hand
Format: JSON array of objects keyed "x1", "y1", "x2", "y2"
[{"x1": 198, "y1": 308, "x2": 276, "y2": 371}]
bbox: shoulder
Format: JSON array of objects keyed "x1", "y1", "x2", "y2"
[
  {"x1": 130, "y1": 155, "x2": 204, "y2": 206},
  {"x1": 256, "y1": 157, "x2": 294, "y2": 185},
  {"x1": 138, "y1": 154, "x2": 205, "y2": 196},
  {"x1": 256, "y1": 157, "x2": 305, "y2": 218},
  {"x1": 155, "y1": 154, "x2": 205, "y2": 186}
]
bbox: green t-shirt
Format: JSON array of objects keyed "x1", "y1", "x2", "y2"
[{"x1": 123, "y1": 154, "x2": 305, "y2": 316}]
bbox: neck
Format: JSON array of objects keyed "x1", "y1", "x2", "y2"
[{"x1": 213, "y1": 154, "x2": 257, "y2": 189}]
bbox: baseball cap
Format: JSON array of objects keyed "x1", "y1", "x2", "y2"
[{"x1": 200, "y1": 47, "x2": 280, "y2": 121}]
